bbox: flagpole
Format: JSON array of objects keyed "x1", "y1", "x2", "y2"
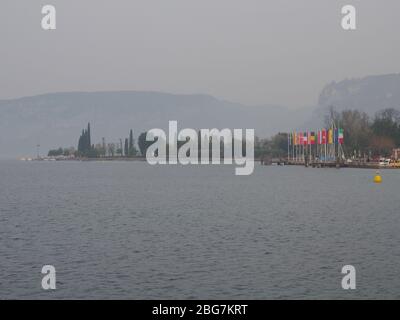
[
  {"x1": 293, "y1": 135, "x2": 295, "y2": 162},
  {"x1": 293, "y1": 136, "x2": 295, "y2": 162}
]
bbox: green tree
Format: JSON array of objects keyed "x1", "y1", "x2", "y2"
[
  {"x1": 128, "y1": 129, "x2": 134, "y2": 156},
  {"x1": 333, "y1": 109, "x2": 372, "y2": 156},
  {"x1": 48, "y1": 148, "x2": 63, "y2": 157},
  {"x1": 124, "y1": 138, "x2": 129, "y2": 157},
  {"x1": 77, "y1": 123, "x2": 94, "y2": 157},
  {"x1": 138, "y1": 132, "x2": 155, "y2": 156},
  {"x1": 372, "y1": 108, "x2": 400, "y2": 147}
]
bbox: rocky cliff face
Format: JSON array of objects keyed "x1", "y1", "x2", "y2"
[{"x1": 318, "y1": 74, "x2": 400, "y2": 115}]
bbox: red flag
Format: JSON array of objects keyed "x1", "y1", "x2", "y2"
[
  {"x1": 303, "y1": 132, "x2": 308, "y2": 146},
  {"x1": 321, "y1": 129, "x2": 327, "y2": 144}
]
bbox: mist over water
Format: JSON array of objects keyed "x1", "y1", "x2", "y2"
[{"x1": 1, "y1": 160, "x2": 400, "y2": 299}]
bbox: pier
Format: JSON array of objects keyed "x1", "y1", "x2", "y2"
[{"x1": 260, "y1": 159, "x2": 400, "y2": 169}]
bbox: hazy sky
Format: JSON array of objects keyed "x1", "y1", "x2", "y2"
[{"x1": 1, "y1": 0, "x2": 399, "y2": 107}]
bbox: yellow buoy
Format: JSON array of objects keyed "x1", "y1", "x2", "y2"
[{"x1": 374, "y1": 171, "x2": 382, "y2": 183}]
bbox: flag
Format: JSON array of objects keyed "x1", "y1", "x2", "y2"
[
  {"x1": 321, "y1": 129, "x2": 327, "y2": 144},
  {"x1": 309, "y1": 132, "x2": 316, "y2": 145},
  {"x1": 288, "y1": 133, "x2": 292, "y2": 146},
  {"x1": 334, "y1": 128, "x2": 339, "y2": 145},
  {"x1": 299, "y1": 132, "x2": 303, "y2": 145},
  {"x1": 338, "y1": 128, "x2": 344, "y2": 144},
  {"x1": 303, "y1": 132, "x2": 308, "y2": 145},
  {"x1": 328, "y1": 128, "x2": 333, "y2": 144}
]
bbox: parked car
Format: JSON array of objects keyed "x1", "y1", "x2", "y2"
[{"x1": 379, "y1": 158, "x2": 391, "y2": 166}]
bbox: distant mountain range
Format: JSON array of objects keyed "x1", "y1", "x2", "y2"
[
  {"x1": 0, "y1": 91, "x2": 311, "y2": 157},
  {"x1": 1, "y1": 73, "x2": 399, "y2": 157}
]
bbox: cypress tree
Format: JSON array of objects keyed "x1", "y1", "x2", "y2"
[
  {"x1": 77, "y1": 125, "x2": 92, "y2": 156},
  {"x1": 129, "y1": 129, "x2": 134, "y2": 156},
  {"x1": 124, "y1": 138, "x2": 129, "y2": 157},
  {"x1": 87, "y1": 123, "x2": 91, "y2": 151},
  {"x1": 83, "y1": 131, "x2": 86, "y2": 153},
  {"x1": 78, "y1": 129, "x2": 85, "y2": 154},
  {"x1": 78, "y1": 135, "x2": 82, "y2": 153}
]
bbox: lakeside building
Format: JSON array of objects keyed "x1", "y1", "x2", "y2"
[{"x1": 392, "y1": 148, "x2": 400, "y2": 160}]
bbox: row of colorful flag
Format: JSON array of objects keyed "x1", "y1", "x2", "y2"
[{"x1": 289, "y1": 129, "x2": 344, "y2": 146}]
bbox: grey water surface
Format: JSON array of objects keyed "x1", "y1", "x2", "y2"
[{"x1": 1, "y1": 160, "x2": 399, "y2": 299}]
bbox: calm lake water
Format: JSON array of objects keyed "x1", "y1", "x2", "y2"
[{"x1": 1, "y1": 160, "x2": 399, "y2": 299}]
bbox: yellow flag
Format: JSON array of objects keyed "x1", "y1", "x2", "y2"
[{"x1": 328, "y1": 129, "x2": 333, "y2": 144}]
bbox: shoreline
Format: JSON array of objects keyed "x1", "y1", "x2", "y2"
[{"x1": 19, "y1": 157, "x2": 400, "y2": 169}]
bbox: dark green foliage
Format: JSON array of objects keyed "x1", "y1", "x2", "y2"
[
  {"x1": 77, "y1": 123, "x2": 93, "y2": 157},
  {"x1": 124, "y1": 138, "x2": 129, "y2": 157},
  {"x1": 128, "y1": 129, "x2": 137, "y2": 156},
  {"x1": 332, "y1": 108, "x2": 400, "y2": 157},
  {"x1": 371, "y1": 109, "x2": 400, "y2": 146},
  {"x1": 48, "y1": 148, "x2": 74, "y2": 157},
  {"x1": 138, "y1": 132, "x2": 155, "y2": 156},
  {"x1": 48, "y1": 148, "x2": 63, "y2": 157},
  {"x1": 254, "y1": 133, "x2": 288, "y2": 159}
]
